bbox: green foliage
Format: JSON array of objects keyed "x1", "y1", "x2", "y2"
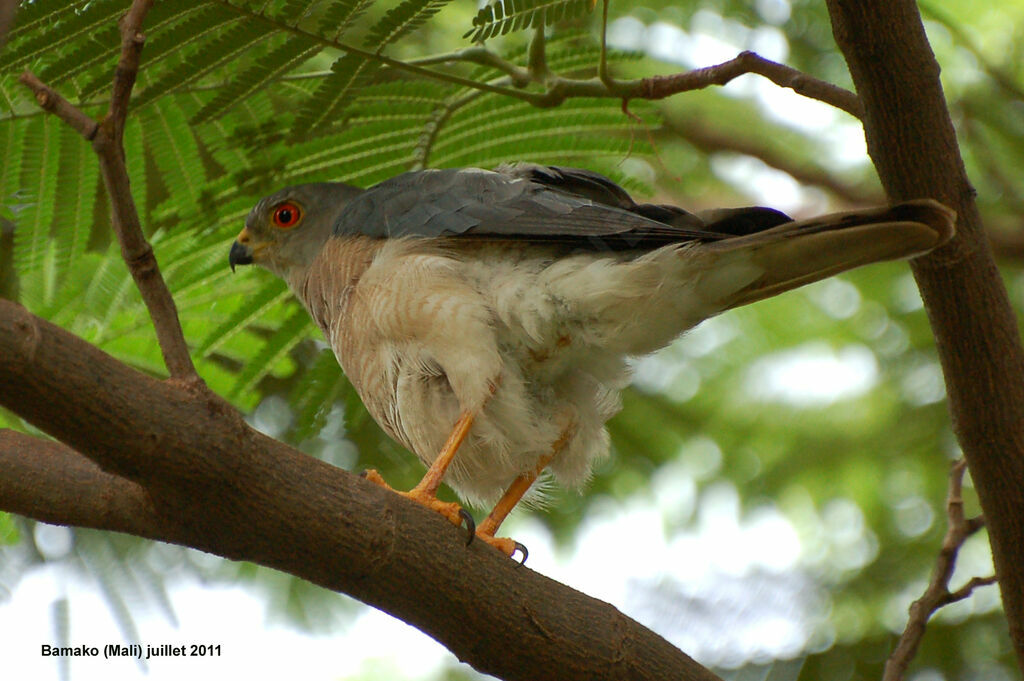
[
  {"x1": 465, "y1": 0, "x2": 594, "y2": 42},
  {"x1": 318, "y1": 0, "x2": 376, "y2": 38},
  {"x1": 365, "y1": 0, "x2": 453, "y2": 47},
  {"x1": 289, "y1": 348, "x2": 351, "y2": 442}
]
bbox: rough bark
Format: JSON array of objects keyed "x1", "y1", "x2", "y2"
[
  {"x1": 826, "y1": 0, "x2": 1024, "y2": 672},
  {"x1": 0, "y1": 298, "x2": 719, "y2": 681}
]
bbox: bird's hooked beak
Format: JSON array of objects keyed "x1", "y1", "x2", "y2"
[{"x1": 229, "y1": 228, "x2": 255, "y2": 272}]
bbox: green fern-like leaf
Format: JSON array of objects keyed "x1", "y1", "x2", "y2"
[
  {"x1": 291, "y1": 53, "x2": 379, "y2": 135},
  {"x1": 230, "y1": 307, "x2": 312, "y2": 398},
  {"x1": 76, "y1": 250, "x2": 128, "y2": 329},
  {"x1": 279, "y1": 120, "x2": 421, "y2": 185},
  {"x1": 37, "y1": 24, "x2": 121, "y2": 92},
  {"x1": 278, "y1": 0, "x2": 323, "y2": 26},
  {"x1": 141, "y1": 100, "x2": 207, "y2": 206},
  {"x1": 191, "y1": 36, "x2": 322, "y2": 125},
  {"x1": 12, "y1": 115, "x2": 61, "y2": 276},
  {"x1": 289, "y1": 349, "x2": 349, "y2": 442},
  {"x1": 363, "y1": 0, "x2": 453, "y2": 49},
  {"x1": 317, "y1": 0, "x2": 375, "y2": 39},
  {"x1": 293, "y1": 0, "x2": 453, "y2": 135},
  {"x1": 464, "y1": 0, "x2": 593, "y2": 42},
  {"x1": 40, "y1": 3, "x2": 214, "y2": 98},
  {"x1": 132, "y1": 17, "x2": 271, "y2": 109},
  {"x1": 432, "y1": 97, "x2": 650, "y2": 167},
  {"x1": 0, "y1": 114, "x2": 25, "y2": 201},
  {"x1": 76, "y1": 4, "x2": 241, "y2": 100},
  {"x1": 197, "y1": 278, "x2": 292, "y2": 358},
  {"x1": 0, "y1": 0, "x2": 127, "y2": 72},
  {"x1": 51, "y1": 124, "x2": 100, "y2": 286},
  {"x1": 4, "y1": 0, "x2": 91, "y2": 47}
]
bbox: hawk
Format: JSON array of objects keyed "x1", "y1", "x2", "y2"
[{"x1": 229, "y1": 163, "x2": 954, "y2": 560}]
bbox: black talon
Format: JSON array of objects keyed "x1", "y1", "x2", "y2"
[
  {"x1": 459, "y1": 508, "x2": 476, "y2": 546},
  {"x1": 511, "y1": 541, "x2": 528, "y2": 566}
]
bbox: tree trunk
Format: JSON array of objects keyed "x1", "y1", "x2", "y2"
[{"x1": 826, "y1": 0, "x2": 1024, "y2": 671}]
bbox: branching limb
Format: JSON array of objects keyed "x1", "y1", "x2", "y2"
[
  {"x1": 18, "y1": 0, "x2": 199, "y2": 385},
  {"x1": 209, "y1": 1, "x2": 859, "y2": 115},
  {"x1": 625, "y1": 51, "x2": 863, "y2": 119},
  {"x1": 883, "y1": 460, "x2": 996, "y2": 681}
]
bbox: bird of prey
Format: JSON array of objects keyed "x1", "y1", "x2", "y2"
[{"x1": 229, "y1": 163, "x2": 954, "y2": 560}]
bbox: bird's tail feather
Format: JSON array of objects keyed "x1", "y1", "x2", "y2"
[{"x1": 700, "y1": 199, "x2": 956, "y2": 311}]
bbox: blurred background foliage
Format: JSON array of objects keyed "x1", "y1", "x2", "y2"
[{"x1": 1, "y1": 0, "x2": 1022, "y2": 680}]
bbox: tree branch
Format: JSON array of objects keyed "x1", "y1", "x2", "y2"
[
  {"x1": 17, "y1": 0, "x2": 199, "y2": 384},
  {"x1": 826, "y1": 0, "x2": 1024, "y2": 673},
  {"x1": 627, "y1": 51, "x2": 863, "y2": 119},
  {"x1": 0, "y1": 430, "x2": 155, "y2": 534},
  {"x1": 884, "y1": 461, "x2": 996, "y2": 681},
  {"x1": 205, "y1": 1, "x2": 859, "y2": 116},
  {"x1": 0, "y1": 298, "x2": 721, "y2": 681}
]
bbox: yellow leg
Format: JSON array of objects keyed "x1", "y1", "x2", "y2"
[
  {"x1": 475, "y1": 421, "x2": 575, "y2": 560},
  {"x1": 363, "y1": 409, "x2": 477, "y2": 532}
]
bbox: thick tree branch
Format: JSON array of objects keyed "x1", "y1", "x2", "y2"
[
  {"x1": 884, "y1": 461, "x2": 996, "y2": 681},
  {"x1": 0, "y1": 298, "x2": 721, "y2": 681},
  {"x1": 826, "y1": 1, "x2": 1024, "y2": 672},
  {"x1": 0, "y1": 431, "x2": 155, "y2": 534}
]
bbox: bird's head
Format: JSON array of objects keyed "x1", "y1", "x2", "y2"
[{"x1": 230, "y1": 182, "x2": 363, "y2": 280}]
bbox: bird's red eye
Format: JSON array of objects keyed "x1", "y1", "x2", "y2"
[{"x1": 272, "y1": 202, "x2": 302, "y2": 229}]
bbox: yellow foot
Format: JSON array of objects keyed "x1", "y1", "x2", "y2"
[
  {"x1": 360, "y1": 469, "x2": 475, "y2": 543},
  {"x1": 401, "y1": 488, "x2": 469, "y2": 530},
  {"x1": 360, "y1": 468, "x2": 391, "y2": 489},
  {"x1": 475, "y1": 530, "x2": 528, "y2": 565}
]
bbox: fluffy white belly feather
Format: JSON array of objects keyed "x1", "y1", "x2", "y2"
[{"x1": 308, "y1": 238, "x2": 763, "y2": 507}]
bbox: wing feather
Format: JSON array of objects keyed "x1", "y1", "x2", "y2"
[{"x1": 333, "y1": 164, "x2": 792, "y2": 251}]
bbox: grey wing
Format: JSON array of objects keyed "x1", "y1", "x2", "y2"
[{"x1": 333, "y1": 164, "x2": 792, "y2": 251}]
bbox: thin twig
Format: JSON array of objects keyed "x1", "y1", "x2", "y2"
[
  {"x1": 883, "y1": 460, "x2": 996, "y2": 681},
  {"x1": 528, "y1": 20, "x2": 549, "y2": 82},
  {"x1": 107, "y1": 0, "x2": 152, "y2": 139},
  {"x1": 209, "y1": 1, "x2": 857, "y2": 116},
  {"x1": 17, "y1": 73, "x2": 98, "y2": 139},
  {"x1": 408, "y1": 48, "x2": 531, "y2": 87},
  {"x1": 18, "y1": 0, "x2": 200, "y2": 384},
  {"x1": 629, "y1": 51, "x2": 863, "y2": 119}
]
